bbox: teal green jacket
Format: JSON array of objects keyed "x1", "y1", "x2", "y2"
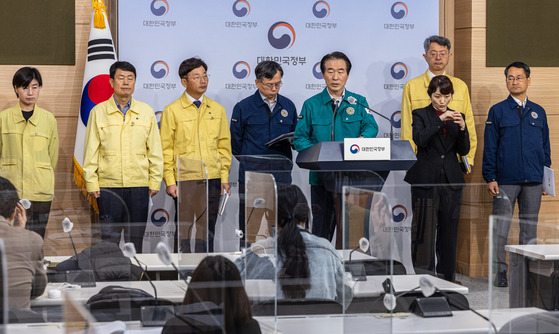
[{"x1": 294, "y1": 88, "x2": 379, "y2": 185}]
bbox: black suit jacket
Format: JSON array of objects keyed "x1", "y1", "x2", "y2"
[{"x1": 404, "y1": 104, "x2": 470, "y2": 187}]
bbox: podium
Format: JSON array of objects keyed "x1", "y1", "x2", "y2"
[
  {"x1": 296, "y1": 140, "x2": 416, "y2": 248},
  {"x1": 295, "y1": 140, "x2": 416, "y2": 171}
]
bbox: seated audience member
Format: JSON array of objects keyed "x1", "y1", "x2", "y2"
[
  {"x1": 55, "y1": 241, "x2": 143, "y2": 281},
  {"x1": 0, "y1": 176, "x2": 47, "y2": 309},
  {"x1": 237, "y1": 185, "x2": 352, "y2": 308},
  {"x1": 163, "y1": 255, "x2": 261, "y2": 334}
]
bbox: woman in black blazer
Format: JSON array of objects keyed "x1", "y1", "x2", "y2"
[{"x1": 404, "y1": 75, "x2": 470, "y2": 282}]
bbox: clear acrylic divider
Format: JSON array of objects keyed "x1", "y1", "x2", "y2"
[
  {"x1": 490, "y1": 190, "x2": 559, "y2": 333},
  {"x1": 176, "y1": 156, "x2": 209, "y2": 260},
  {"x1": 342, "y1": 184, "x2": 397, "y2": 332},
  {"x1": 234, "y1": 171, "x2": 278, "y2": 327},
  {"x1": 228, "y1": 154, "x2": 292, "y2": 253}
]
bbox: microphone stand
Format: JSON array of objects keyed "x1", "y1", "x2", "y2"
[
  {"x1": 346, "y1": 97, "x2": 394, "y2": 140},
  {"x1": 132, "y1": 256, "x2": 158, "y2": 305}
]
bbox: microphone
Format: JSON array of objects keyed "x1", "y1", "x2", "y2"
[
  {"x1": 331, "y1": 99, "x2": 340, "y2": 140},
  {"x1": 62, "y1": 217, "x2": 79, "y2": 258},
  {"x1": 419, "y1": 277, "x2": 497, "y2": 333},
  {"x1": 123, "y1": 242, "x2": 158, "y2": 305},
  {"x1": 348, "y1": 237, "x2": 370, "y2": 281},
  {"x1": 349, "y1": 237, "x2": 370, "y2": 263},
  {"x1": 155, "y1": 242, "x2": 220, "y2": 327},
  {"x1": 156, "y1": 242, "x2": 191, "y2": 285},
  {"x1": 244, "y1": 198, "x2": 265, "y2": 241},
  {"x1": 19, "y1": 199, "x2": 31, "y2": 210},
  {"x1": 346, "y1": 96, "x2": 394, "y2": 140},
  {"x1": 382, "y1": 278, "x2": 421, "y2": 312}
]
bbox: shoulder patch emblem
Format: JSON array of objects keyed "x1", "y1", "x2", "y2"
[
  {"x1": 281, "y1": 109, "x2": 288, "y2": 117},
  {"x1": 531, "y1": 111, "x2": 538, "y2": 119},
  {"x1": 366, "y1": 109, "x2": 374, "y2": 116},
  {"x1": 485, "y1": 121, "x2": 492, "y2": 125},
  {"x1": 346, "y1": 107, "x2": 355, "y2": 115}
]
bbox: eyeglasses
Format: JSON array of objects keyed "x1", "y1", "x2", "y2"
[
  {"x1": 259, "y1": 80, "x2": 282, "y2": 89},
  {"x1": 428, "y1": 51, "x2": 448, "y2": 58},
  {"x1": 190, "y1": 74, "x2": 210, "y2": 82},
  {"x1": 507, "y1": 76, "x2": 526, "y2": 82}
]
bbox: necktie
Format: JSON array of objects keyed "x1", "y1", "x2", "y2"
[
  {"x1": 516, "y1": 105, "x2": 522, "y2": 119},
  {"x1": 193, "y1": 100, "x2": 201, "y2": 108}
]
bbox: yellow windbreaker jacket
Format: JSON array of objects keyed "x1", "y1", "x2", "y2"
[
  {"x1": 0, "y1": 103, "x2": 59, "y2": 201},
  {"x1": 83, "y1": 97, "x2": 163, "y2": 192},
  {"x1": 160, "y1": 92, "x2": 231, "y2": 184}
]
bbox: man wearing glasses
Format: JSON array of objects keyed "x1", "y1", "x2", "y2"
[
  {"x1": 401, "y1": 35, "x2": 477, "y2": 168},
  {"x1": 230, "y1": 61, "x2": 297, "y2": 244},
  {"x1": 482, "y1": 62, "x2": 551, "y2": 288},
  {"x1": 160, "y1": 57, "x2": 232, "y2": 253}
]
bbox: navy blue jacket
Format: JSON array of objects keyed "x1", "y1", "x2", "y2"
[
  {"x1": 482, "y1": 95, "x2": 551, "y2": 185},
  {"x1": 230, "y1": 91, "x2": 297, "y2": 183}
]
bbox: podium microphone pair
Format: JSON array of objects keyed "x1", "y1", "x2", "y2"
[
  {"x1": 383, "y1": 276, "x2": 497, "y2": 333},
  {"x1": 345, "y1": 96, "x2": 394, "y2": 141}
]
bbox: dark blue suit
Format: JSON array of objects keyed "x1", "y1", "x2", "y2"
[{"x1": 231, "y1": 91, "x2": 297, "y2": 184}]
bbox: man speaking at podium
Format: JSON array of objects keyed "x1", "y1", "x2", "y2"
[{"x1": 294, "y1": 51, "x2": 378, "y2": 243}]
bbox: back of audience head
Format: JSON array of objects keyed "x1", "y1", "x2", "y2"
[
  {"x1": 0, "y1": 176, "x2": 19, "y2": 220},
  {"x1": 184, "y1": 255, "x2": 252, "y2": 331},
  {"x1": 276, "y1": 184, "x2": 311, "y2": 299}
]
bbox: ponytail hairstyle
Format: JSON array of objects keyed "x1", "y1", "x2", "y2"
[{"x1": 276, "y1": 185, "x2": 311, "y2": 299}]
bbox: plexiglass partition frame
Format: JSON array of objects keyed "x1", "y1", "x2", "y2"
[
  {"x1": 489, "y1": 192, "x2": 559, "y2": 333},
  {"x1": 342, "y1": 185, "x2": 396, "y2": 330},
  {"x1": 240, "y1": 171, "x2": 278, "y2": 326},
  {"x1": 7, "y1": 156, "x2": 559, "y2": 332}
]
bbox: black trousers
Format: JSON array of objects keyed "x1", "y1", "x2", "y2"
[
  {"x1": 411, "y1": 180, "x2": 463, "y2": 282},
  {"x1": 311, "y1": 185, "x2": 337, "y2": 241},
  {"x1": 27, "y1": 200, "x2": 52, "y2": 239},
  {"x1": 177, "y1": 179, "x2": 221, "y2": 252},
  {"x1": 97, "y1": 187, "x2": 149, "y2": 253}
]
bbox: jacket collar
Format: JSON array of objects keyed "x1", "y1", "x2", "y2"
[
  {"x1": 506, "y1": 94, "x2": 530, "y2": 110},
  {"x1": 253, "y1": 90, "x2": 287, "y2": 112},
  {"x1": 319, "y1": 87, "x2": 351, "y2": 106},
  {"x1": 108, "y1": 95, "x2": 139, "y2": 115},
  {"x1": 179, "y1": 91, "x2": 205, "y2": 109},
  {"x1": 12, "y1": 102, "x2": 40, "y2": 126}
]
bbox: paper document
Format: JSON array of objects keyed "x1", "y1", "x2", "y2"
[
  {"x1": 265, "y1": 132, "x2": 294, "y2": 147},
  {"x1": 543, "y1": 166, "x2": 555, "y2": 197},
  {"x1": 218, "y1": 192, "x2": 230, "y2": 216}
]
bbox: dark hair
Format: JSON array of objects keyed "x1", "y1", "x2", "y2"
[
  {"x1": 505, "y1": 61, "x2": 531, "y2": 78},
  {"x1": 12, "y1": 67, "x2": 42, "y2": 97},
  {"x1": 423, "y1": 35, "x2": 452, "y2": 53},
  {"x1": 427, "y1": 75, "x2": 454, "y2": 96},
  {"x1": 277, "y1": 184, "x2": 311, "y2": 299},
  {"x1": 183, "y1": 255, "x2": 252, "y2": 331},
  {"x1": 179, "y1": 57, "x2": 208, "y2": 79},
  {"x1": 320, "y1": 51, "x2": 352, "y2": 74},
  {"x1": 0, "y1": 177, "x2": 19, "y2": 219},
  {"x1": 109, "y1": 61, "x2": 137, "y2": 79},
  {"x1": 255, "y1": 60, "x2": 283, "y2": 81}
]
